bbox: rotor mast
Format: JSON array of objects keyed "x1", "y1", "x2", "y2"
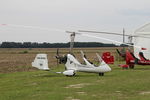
[
  {"x1": 123, "y1": 28, "x2": 125, "y2": 43},
  {"x1": 70, "y1": 32, "x2": 75, "y2": 54}
]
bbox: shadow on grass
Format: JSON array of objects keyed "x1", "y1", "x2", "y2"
[
  {"x1": 40, "y1": 74, "x2": 97, "y2": 78},
  {"x1": 36, "y1": 70, "x2": 114, "y2": 78},
  {"x1": 112, "y1": 65, "x2": 150, "y2": 71},
  {"x1": 133, "y1": 67, "x2": 150, "y2": 70},
  {"x1": 74, "y1": 74, "x2": 98, "y2": 77},
  {"x1": 40, "y1": 74, "x2": 64, "y2": 78}
]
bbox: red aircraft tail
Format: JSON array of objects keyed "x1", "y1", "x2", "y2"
[
  {"x1": 139, "y1": 52, "x2": 149, "y2": 61},
  {"x1": 118, "y1": 50, "x2": 135, "y2": 69},
  {"x1": 125, "y1": 50, "x2": 135, "y2": 64},
  {"x1": 125, "y1": 50, "x2": 141, "y2": 69},
  {"x1": 116, "y1": 49, "x2": 126, "y2": 58}
]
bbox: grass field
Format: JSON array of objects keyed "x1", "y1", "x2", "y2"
[{"x1": 0, "y1": 48, "x2": 150, "y2": 100}]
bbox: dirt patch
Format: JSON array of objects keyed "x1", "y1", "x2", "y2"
[
  {"x1": 0, "y1": 53, "x2": 57, "y2": 73},
  {"x1": 139, "y1": 91, "x2": 150, "y2": 95},
  {"x1": 65, "y1": 97, "x2": 80, "y2": 100},
  {"x1": 76, "y1": 91, "x2": 86, "y2": 95},
  {"x1": 92, "y1": 94, "x2": 97, "y2": 97},
  {"x1": 64, "y1": 83, "x2": 91, "y2": 88}
]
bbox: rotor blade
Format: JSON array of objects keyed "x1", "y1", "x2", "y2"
[
  {"x1": 135, "y1": 32, "x2": 150, "y2": 35},
  {"x1": 78, "y1": 30, "x2": 150, "y2": 39},
  {"x1": 66, "y1": 31, "x2": 81, "y2": 35},
  {"x1": 78, "y1": 30, "x2": 131, "y2": 36},
  {"x1": 75, "y1": 32, "x2": 142, "y2": 49},
  {"x1": 0, "y1": 24, "x2": 65, "y2": 32},
  {"x1": 65, "y1": 31, "x2": 146, "y2": 49},
  {"x1": 66, "y1": 31, "x2": 74, "y2": 33},
  {"x1": 134, "y1": 35, "x2": 150, "y2": 38},
  {"x1": 0, "y1": 24, "x2": 7, "y2": 26}
]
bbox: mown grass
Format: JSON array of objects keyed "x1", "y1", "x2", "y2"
[{"x1": 0, "y1": 64, "x2": 150, "y2": 100}]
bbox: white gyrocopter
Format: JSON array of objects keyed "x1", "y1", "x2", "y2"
[
  {"x1": 0, "y1": 23, "x2": 111, "y2": 76},
  {"x1": 32, "y1": 32, "x2": 111, "y2": 76},
  {"x1": 32, "y1": 50, "x2": 111, "y2": 76}
]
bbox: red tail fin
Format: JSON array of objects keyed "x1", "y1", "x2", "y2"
[{"x1": 125, "y1": 50, "x2": 135, "y2": 64}]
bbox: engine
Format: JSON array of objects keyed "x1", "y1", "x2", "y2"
[{"x1": 63, "y1": 70, "x2": 75, "y2": 76}]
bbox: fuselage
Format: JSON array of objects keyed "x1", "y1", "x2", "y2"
[{"x1": 65, "y1": 54, "x2": 111, "y2": 73}]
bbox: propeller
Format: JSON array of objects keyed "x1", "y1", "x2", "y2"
[
  {"x1": 55, "y1": 48, "x2": 67, "y2": 65},
  {"x1": 56, "y1": 48, "x2": 59, "y2": 66}
]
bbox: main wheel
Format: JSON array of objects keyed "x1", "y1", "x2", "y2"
[
  {"x1": 66, "y1": 75, "x2": 74, "y2": 77},
  {"x1": 99, "y1": 73, "x2": 104, "y2": 76},
  {"x1": 129, "y1": 65, "x2": 134, "y2": 69},
  {"x1": 66, "y1": 73, "x2": 76, "y2": 77},
  {"x1": 72, "y1": 73, "x2": 76, "y2": 76}
]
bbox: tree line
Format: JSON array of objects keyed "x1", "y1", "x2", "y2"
[{"x1": 0, "y1": 42, "x2": 119, "y2": 48}]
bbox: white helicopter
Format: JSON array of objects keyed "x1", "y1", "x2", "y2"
[{"x1": 32, "y1": 50, "x2": 111, "y2": 76}]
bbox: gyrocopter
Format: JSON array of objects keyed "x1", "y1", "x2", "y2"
[
  {"x1": 32, "y1": 51, "x2": 111, "y2": 76},
  {"x1": 78, "y1": 23, "x2": 150, "y2": 69},
  {"x1": 32, "y1": 32, "x2": 111, "y2": 76}
]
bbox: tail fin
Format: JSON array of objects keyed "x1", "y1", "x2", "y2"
[
  {"x1": 80, "y1": 50, "x2": 87, "y2": 58},
  {"x1": 116, "y1": 49, "x2": 126, "y2": 58},
  {"x1": 96, "y1": 53, "x2": 102, "y2": 62},
  {"x1": 80, "y1": 50, "x2": 93, "y2": 65},
  {"x1": 126, "y1": 51, "x2": 138, "y2": 64},
  {"x1": 96, "y1": 53, "x2": 106, "y2": 65},
  {"x1": 96, "y1": 53, "x2": 111, "y2": 71},
  {"x1": 32, "y1": 54, "x2": 49, "y2": 70},
  {"x1": 139, "y1": 52, "x2": 148, "y2": 61}
]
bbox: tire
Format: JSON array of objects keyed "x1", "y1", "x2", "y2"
[
  {"x1": 129, "y1": 65, "x2": 134, "y2": 69},
  {"x1": 99, "y1": 73, "x2": 104, "y2": 76},
  {"x1": 73, "y1": 73, "x2": 76, "y2": 76},
  {"x1": 66, "y1": 73, "x2": 76, "y2": 77}
]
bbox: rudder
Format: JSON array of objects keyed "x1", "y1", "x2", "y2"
[{"x1": 32, "y1": 54, "x2": 49, "y2": 70}]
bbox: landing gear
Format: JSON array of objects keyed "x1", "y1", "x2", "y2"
[
  {"x1": 129, "y1": 64, "x2": 134, "y2": 69},
  {"x1": 73, "y1": 73, "x2": 76, "y2": 76},
  {"x1": 66, "y1": 73, "x2": 76, "y2": 77},
  {"x1": 99, "y1": 73, "x2": 104, "y2": 76}
]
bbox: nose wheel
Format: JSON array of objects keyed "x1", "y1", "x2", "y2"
[
  {"x1": 99, "y1": 73, "x2": 104, "y2": 76},
  {"x1": 66, "y1": 73, "x2": 76, "y2": 77}
]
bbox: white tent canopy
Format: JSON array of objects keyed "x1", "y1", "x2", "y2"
[{"x1": 134, "y1": 23, "x2": 150, "y2": 59}]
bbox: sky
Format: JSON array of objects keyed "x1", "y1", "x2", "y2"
[{"x1": 0, "y1": 0, "x2": 150, "y2": 44}]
